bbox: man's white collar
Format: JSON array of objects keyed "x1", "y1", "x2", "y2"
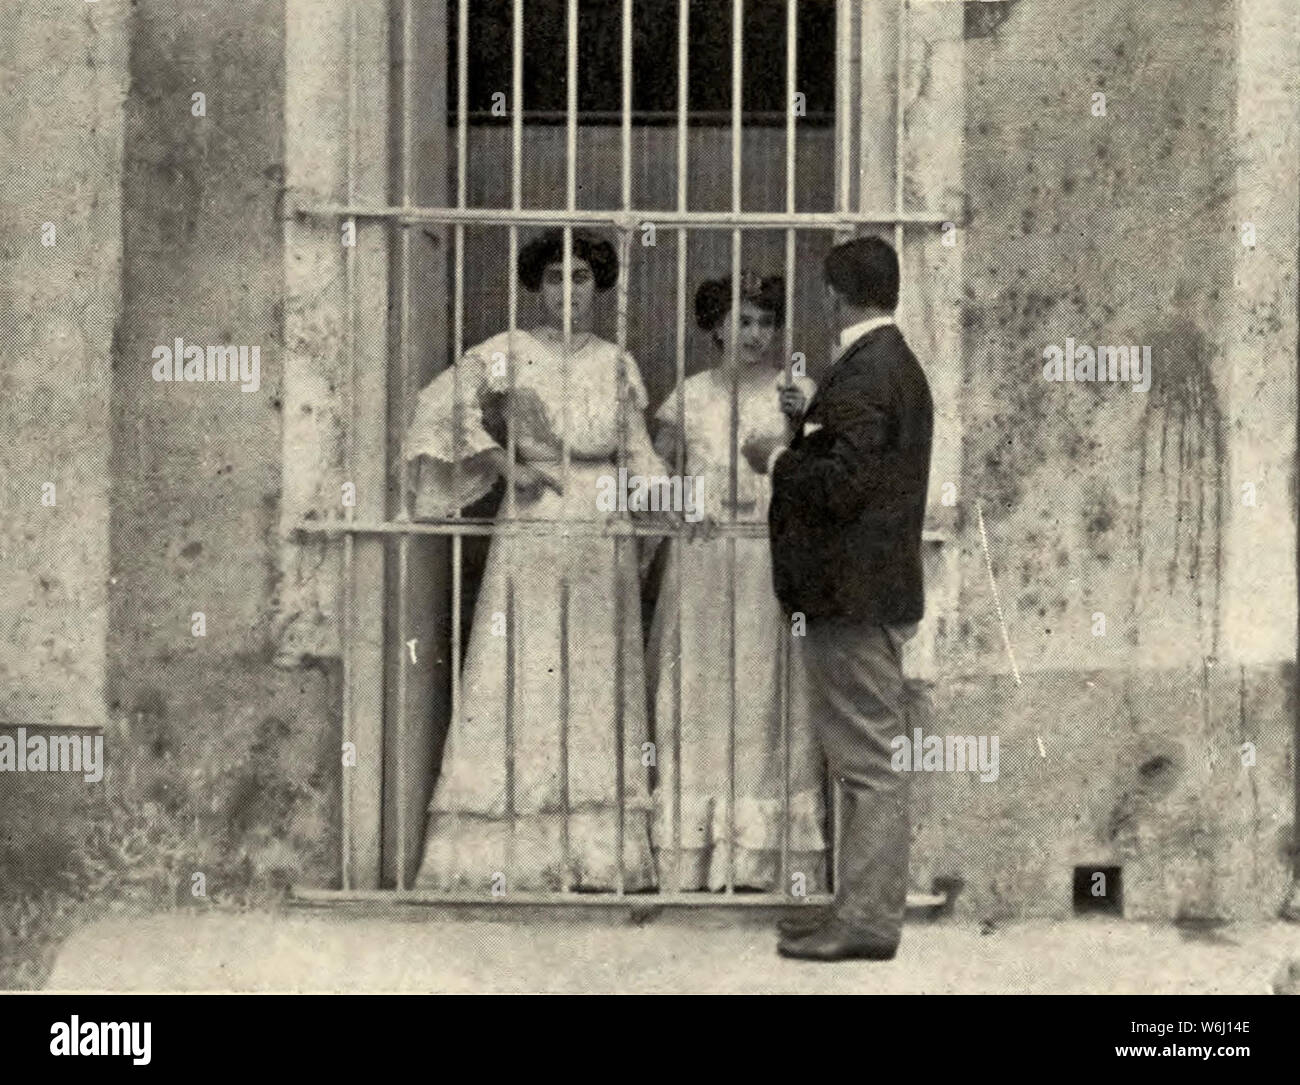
[{"x1": 834, "y1": 315, "x2": 896, "y2": 361}]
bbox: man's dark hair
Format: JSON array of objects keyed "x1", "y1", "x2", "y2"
[{"x1": 823, "y1": 235, "x2": 899, "y2": 310}]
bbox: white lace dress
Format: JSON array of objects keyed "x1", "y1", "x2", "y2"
[
  {"x1": 648, "y1": 368, "x2": 829, "y2": 891},
  {"x1": 405, "y1": 327, "x2": 666, "y2": 891}
]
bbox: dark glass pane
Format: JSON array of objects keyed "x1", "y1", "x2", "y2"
[{"x1": 449, "y1": 0, "x2": 834, "y2": 123}]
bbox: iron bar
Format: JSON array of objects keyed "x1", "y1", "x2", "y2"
[
  {"x1": 340, "y1": 2, "x2": 359, "y2": 893},
  {"x1": 293, "y1": 203, "x2": 950, "y2": 229},
  {"x1": 671, "y1": 0, "x2": 691, "y2": 895}
]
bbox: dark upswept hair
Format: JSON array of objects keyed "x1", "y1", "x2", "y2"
[
  {"x1": 694, "y1": 270, "x2": 785, "y2": 333},
  {"x1": 823, "y1": 235, "x2": 899, "y2": 310},
  {"x1": 517, "y1": 227, "x2": 619, "y2": 292}
]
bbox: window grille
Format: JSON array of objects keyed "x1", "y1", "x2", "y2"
[{"x1": 286, "y1": 0, "x2": 960, "y2": 906}]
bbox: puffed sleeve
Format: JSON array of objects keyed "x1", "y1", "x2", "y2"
[
  {"x1": 651, "y1": 377, "x2": 693, "y2": 472},
  {"x1": 653, "y1": 378, "x2": 684, "y2": 428},
  {"x1": 619, "y1": 351, "x2": 670, "y2": 480},
  {"x1": 405, "y1": 336, "x2": 508, "y2": 515}
]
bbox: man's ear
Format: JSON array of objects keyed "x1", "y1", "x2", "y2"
[{"x1": 823, "y1": 283, "x2": 839, "y2": 320}]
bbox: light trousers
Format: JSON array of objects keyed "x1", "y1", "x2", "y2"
[{"x1": 804, "y1": 619, "x2": 915, "y2": 946}]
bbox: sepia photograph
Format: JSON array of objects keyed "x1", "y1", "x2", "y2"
[{"x1": 2, "y1": 0, "x2": 1300, "y2": 1023}]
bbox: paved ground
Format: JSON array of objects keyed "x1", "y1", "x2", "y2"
[{"x1": 43, "y1": 906, "x2": 1300, "y2": 993}]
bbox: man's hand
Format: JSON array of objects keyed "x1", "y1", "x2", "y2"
[
  {"x1": 779, "y1": 385, "x2": 808, "y2": 420},
  {"x1": 742, "y1": 432, "x2": 784, "y2": 475}
]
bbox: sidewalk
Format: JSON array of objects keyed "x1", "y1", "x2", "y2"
[{"x1": 44, "y1": 907, "x2": 1300, "y2": 993}]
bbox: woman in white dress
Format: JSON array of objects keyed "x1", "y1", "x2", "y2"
[
  {"x1": 648, "y1": 271, "x2": 828, "y2": 892},
  {"x1": 405, "y1": 229, "x2": 668, "y2": 892}
]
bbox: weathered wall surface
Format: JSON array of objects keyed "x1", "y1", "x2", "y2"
[
  {"x1": 910, "y1": 0, "x2": 1298, "y2": 920},
  {"x1": 956, "y1": 0, "x2": 1240, "y2": 673},
  {"x1": 4, "y1": 0, "x2": 1289, "y2": 928},
  {"x1": 107, "y1": 0, "x2": 337, "y2": 893},
  {"x1": 0, "y1": 1, "x2": 127, "y2": 985},
  {"x1": 113, "y1": 0, "x2": 1295, "y2": 915},
  {"x1": 0, "y1": 2, "x2": 125, "y2": 729}
]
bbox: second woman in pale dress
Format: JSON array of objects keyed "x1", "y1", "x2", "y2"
[{"x1": 648, "y1": 271, "x2": 828, "y2": 892}]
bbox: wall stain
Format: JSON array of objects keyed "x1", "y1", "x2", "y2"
[
  {"x1": 1081, "y1": 477, "x2": 1118, "y2": 564},
  {"x1": 1133, "y1": 312, "x2": 1224, "y2": 655},
  {"x1": 964, "y1": 0, "x2": 1022, "y2": 40},
  {"x1": 968, "y1": 290, "x2": 1066, "y2": 520}
]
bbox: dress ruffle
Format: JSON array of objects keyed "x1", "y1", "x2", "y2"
[{"x1": 417, "y1": 808, "x2": 658, "y2": 892}]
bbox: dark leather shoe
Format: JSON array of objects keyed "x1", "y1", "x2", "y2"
[
  {"x1": 777, "y1": 919, "x2": 898, "y2": 961},
  {"x1": 776, "y1": 908, "x2": 831, "y2": 938}
]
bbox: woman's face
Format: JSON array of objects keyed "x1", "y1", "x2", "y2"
[
  {"x1": 715, "y1": 300, "x2": 777, "y2": 367},
  {"x1": 540, "y1": 256, "x2": 596, "y2": 330}
]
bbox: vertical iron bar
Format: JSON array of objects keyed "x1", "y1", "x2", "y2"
[
  {"x1": 558, "y1": 0, "x2": 578, "y2": 893},
  {"x1": 835, "y1": 0, "x2": 851, "y2": 239},
  {"x1": 559, "y1": 231, "x2": 573, "y2": 893},
  {"x1": 558, "y1": 245, "x2": 573, "y2": 888},
  {"x1": 504, "y1": 0, "x2": 522, "y2": 522},
  {"x1": 830, "y1": 0, "x2": 849, "y2": 895},
  {"x1": 341, "y1": 3, "x2": 359, "y2": 893},
  {"x1": 563, "y1": 0, "x2": 577, "y2": 501},
  {"x1": 895, "y1": 0, "x2": 907, "y2": 261},
  {"x1": 502, "y1": 0, "x2": 524, "y2": 886},
  {"x1": 449, "y1": 0, "x2": 469, "y2": 880},
  {"x1": 779, "y1": 0, "x2": 797, "y2": 895},
  {"x1": 858, "y1": 0, "x2": 869, "y2": 218},
  {"x1": 559, "y1": 580, "x2": 571, "y2": 889},
  {"x1": 611, "y1": 0, "x2": 634, "y2": 897},
  {"x1": 888, "y1": 0, "x2": 908, "y2": 909},
  {"x1": 450, "y1": 0, "x2": 467, "y2": 519},
  {"x1": 725, "y1": 0, "x2": 743, "y2": 896},
  {"x1": 622, "y1": 0, "x2": 633, "y2": 214},
  {"x1": 671, "y1": 0, "x2": 689, "y2": 894},
  {"x1": 512, "y1": 0, "x2": 524, "y2": 216},
  {"x1": 394, "y1": 0, "x2": 415, "y2": 891},
  {"x1": 505, "y1": 576, "x2": 517, "y2": 883}
]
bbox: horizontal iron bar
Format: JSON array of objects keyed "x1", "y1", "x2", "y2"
[
  {"x1": 299, "y1": 517, "x2": 765, "y2": 539},
  {"x1": 292, "y1": 202, "x2": 952, "y2": 230},
  {"x1": 452, "y1": 110, "x2": 836, "y2": 127},
  {"x1": 292, "y1": 887, "x2": 948, "y2": 908},
  {"x1": 294, "y1": 518, "x2": 949, "y2": 544}
]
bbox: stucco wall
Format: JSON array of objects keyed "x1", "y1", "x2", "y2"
[
  {"x1": 107, "y1": 0, "x2": 337, "y2": 891},
  {"x1": 0, "y1": 1, "x2": 124, "y2": 729},
  {"x1": 54, "y1": 0, "x2": 1299, "y2": 917},
  {"x1": 958, "y1": 0, "x2": 1241, "y2": 674},
  {"x1": 0, "y1": 2, "x2": 127, "y2": 981},
  {"x1": 911, "y1": 0, "x2": 1298, "y2": 919}
]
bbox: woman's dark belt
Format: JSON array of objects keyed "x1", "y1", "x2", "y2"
[{"x1": 517, "y1": 450, "x2": 614, "y2": 464}]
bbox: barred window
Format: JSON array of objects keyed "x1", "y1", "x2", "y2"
[
  {"x1": 282, "y1": 0, "x2": 964, "y2": 898},
  {"x1": 453, "y1": 0, "x2": 836, "y2": 123}
]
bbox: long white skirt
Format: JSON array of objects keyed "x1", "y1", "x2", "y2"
[
  {"x1": 648, "y1": 534, "x2": 828, "y2": 892},
  {"x1": 415, "y1": 463, "x2": 656, "y2": 892}
]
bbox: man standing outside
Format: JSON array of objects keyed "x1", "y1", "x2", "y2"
[{"x1": 767, "y1": 235, "x2": 934, "y2": 961}]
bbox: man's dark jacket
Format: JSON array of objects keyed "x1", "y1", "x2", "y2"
[{"x1": 769, "y1": 323, "x2": 933, "y2": 624}]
